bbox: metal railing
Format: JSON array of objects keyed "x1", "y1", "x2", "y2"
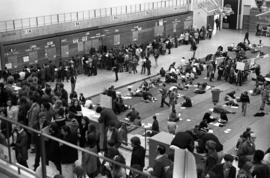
[
  {"x1": 0, "y1": 0, "x2": 190, "y2": 33},
  {"x1": 0, "y1": 115, "x2": 157, "y2": 178}
]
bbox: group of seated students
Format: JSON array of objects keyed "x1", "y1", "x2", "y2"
[
  {"x1": 198, "y1": 110, "x2": 229, "y2": 132},
  {"x1": 126, "y1": 80, "x2": 158, "y2": 103},
  {"x1": 162, "y1": 59, "x2": 204, "y2": 84}
]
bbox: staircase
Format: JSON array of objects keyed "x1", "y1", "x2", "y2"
[{"x1": 194, "y1": 0, "x2": 222, "y2": 13}]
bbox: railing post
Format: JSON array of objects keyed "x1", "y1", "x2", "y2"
[
  {"x1": 94, "y1": 10, "x2": 96, "y2": 18},
  {"x1": 110, "y1": 8, "x2": 113, "y2": 16},
  {"x1": 7, "y1": 126, "x2": 12, "y2": 163},
  {"x1": 144, "y1": 128, "x2": 147, "y2": 150},
  {"x1": 36, "y1": 17, "x2": 38, "y2": 27},
  {"x1": 40, "y1": 132, "x2": 47, "y2": 178},
  {"x1": 125, "y1": 5, "x2": 128, "y2": 14},
  {"x1": 57, "y1": 14, "x2": 59, "y2": 23}
]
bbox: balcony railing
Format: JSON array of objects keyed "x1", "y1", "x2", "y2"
[
  {"x1": 0, "y1": 115, "x2": 157, "y2": 178},
  {"x1": 0, "y1": 0, "x2": 190, "y2": 33}
]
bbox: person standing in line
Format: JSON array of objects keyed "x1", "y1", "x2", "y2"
[
  {"x1": 240, "y1": 91, "x2": 250, "y2": 116},
  {"x1": 244, "y1": 31, "x2": 250, "y2": 44},
  {"x1": 70, "y1": 63, "x2": 77, "y2": 94},
  {"x1": 14, "y1": 121, "x2": 29, "y2": 168}
]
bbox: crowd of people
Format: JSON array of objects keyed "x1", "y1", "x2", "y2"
[{"x1": 0, "y1": 23, "x2": 270, "y2": 178}]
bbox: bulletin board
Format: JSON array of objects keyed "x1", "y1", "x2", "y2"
[
  {"x1": 173, "y1": 23, "x2": 177, "y2": 33},
  {"x1": 184, "y1": 20, "x2": 192, "y2": 29},
  {"x1": 132, "y1": 31, "x2": 138, "y2": 41},
  {"x1": 114, "y1": 34, "x2": 120, "y2": 46},
  {"x1": 29, "y1": 51, "x2": 38, "y2": 63},
  {"x1": 61, "y1": 45, "x2": 69, "y2": 58},
  {"x1": 84, "y1": 40, "x2": 92, "y2": 53},
  {"x1": 45, "y1": 47, "x2": 57, "y2": 60},
  {"x1": 154, "y1": 26, "x2": 164, "y2": 36},
  {"x1": 78, "y1": 41, "x2": 84, "y2": 52},
  {"x1": 69, "y1": 43, "x2": 78, "y2": 57},
  {"x1": 7, "y1": 55, "x2": 17, "y2": 69},
  {"x1": 91, "y1": 39, "x2": 100, "y2": 49}
]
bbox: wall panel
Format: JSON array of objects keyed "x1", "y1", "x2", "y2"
[{"x1": 1, "y1": 11, "x2": 193, "y2": 71}]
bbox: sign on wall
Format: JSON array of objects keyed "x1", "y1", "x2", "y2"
[{"x1": 114, "y1": 34, "x2": 120, "y2": 45}]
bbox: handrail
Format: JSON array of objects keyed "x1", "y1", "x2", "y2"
[
  {"x1": 0, "y1": 0, "x2": 190, "y2": 33},
  {"x1": 0, "y1": 115, "x2": 157, "y2": 178}
]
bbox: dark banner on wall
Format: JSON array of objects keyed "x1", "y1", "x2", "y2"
[{"x1": 223, "y1": 0, "x2": 239, "y2": 29}]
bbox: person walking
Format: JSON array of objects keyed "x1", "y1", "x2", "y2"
[
  {"x1": 145, "y1": 57, "x2": 151, "y2": 75},
  {"x1": 240, "y1": 91, "x2": 250, "y2": 116},
  {"x1": 244, "y1": 31, "x2": 250, "y2": 44},
  {"x1": 112, "y1": 61, "x2": 119, "y2": 82},
  {"x1": 160, "y1": 84, "x2": 169, "y2": 108},
  {"x1": 215, "y1": 18, "x2": 220, "y2": 31}
]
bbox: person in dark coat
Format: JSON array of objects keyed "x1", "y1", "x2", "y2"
[
  {"x1": 96, "y1": 106, "x2": 120, "y2": 151},
  {"x1": 149, "y1": 144, "x2": 171, "y2": 178},
  {"x1": 151, "y1": 115, "x2": 159, "y2": 135},
  {"x1": 60, "y1": 125, "x2": 78, "y2": 178},
  {"x1": 244, "y1": 31, "x2": 250, "y2": 44},
  {"x1": 130, "y1": 136, "x2": 146, "y2": 171},
  {"x1": 47, "y1": 123, "x2": 61, "y2": 173},
  {"x1": 15, "y1": 122, "x2": 29, "y2": 168},
  {"x1": 210, "y1": 154, "x2": 236, "y2": 178},
  {"x1": 252, "y1": 150, "x2": 270, "y2": 178},
  {"x1": 181, "y1": 96, "x2": 192, "y2": 107},
  {"x1": 170, "y1": 130, "x2": 195, "y2": 152},
  {"x1": 240, "y1": 91, "x2": 250, "y2": 116},
  {"x1": 0, "y1": 83, "x2": 8, "y2": 107},
  {"x1": 96, "y1": 106, "x2": 120, "y2": 129},
  {"x1": 195, "y1": 132, "x2": 223, "y2": 153},
  {"x1": 145, "y1": 57, "x2": 151, "y2": 75},
  {"x1": 112, "y1": 61, "x2": 119, "y2": 82}
]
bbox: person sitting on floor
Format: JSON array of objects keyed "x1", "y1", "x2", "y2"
[
  {"x1": 220, "y1": 112, "x2": 228, "y2": 123},
  {"x1": 212, "y1": 105, "x2": 236, "y2": 114},
  {"x1": 168, "y1": 109, "x2": 180, "y2": 122},
  {"x1": 194, "y1": 82, "x2": 208, "y2": 94},
  {"x1": 198, "y1": 119, "x2": 209, "y2": 132},
  {"x1": 181, "y1": 96, "x2": 192, "y2": 107},
  {"x1": 202, "y1": 111, "x2": 217, "y2": 124},
  {"x1": 142, "y1": 88, "x2": 157, "y2": 103},
  {"x1": 224, "y1": 91, "x2": 239, "y2": 107},
  {"x1": 126, "y1": 107, "x2": 139, "y2": 122},
  {"x1": 159, "y1": 67, "x2": 166, "y2": 77}
]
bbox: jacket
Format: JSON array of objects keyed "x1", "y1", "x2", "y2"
[
  {"x1": 211, "y1": 163, "x2": 236, "y2": 178},
  {"x1": 60, "y1": 135, "x2": 78, "y2": 164},
  {"x1": 151, "y1": 154, "x2": 171, "y2": 178},
  {"x1": 131, "y1": 145, "x2": 146, "y2": 170},
  {"x1": 240, "y1": 94, "x2": 250, "y2": 103},
  {"x1": 15, "y1": 129, "x2": 28, "y2": 161},
  {"x1": 27, "y1": 102, "x2": 40, "y2": 128},
  {"x1": 82, "y1": 146, "x2": 99, "y2": 175}
]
